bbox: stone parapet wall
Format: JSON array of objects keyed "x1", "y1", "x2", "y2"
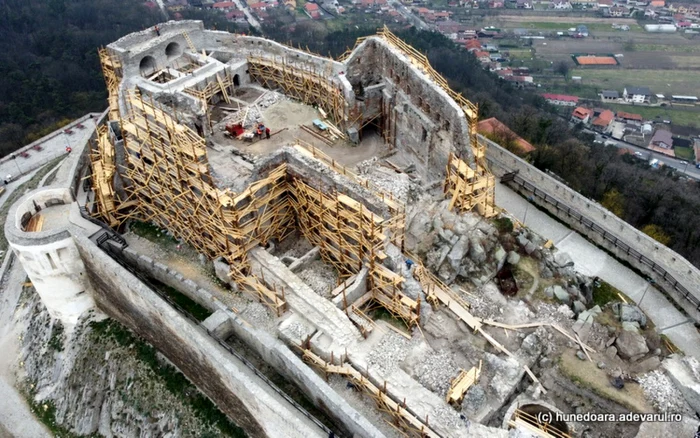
[{"x1": 483, "y1": 135, "x2": 700, "y2": 322}]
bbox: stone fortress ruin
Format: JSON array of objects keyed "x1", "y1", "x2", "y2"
[{"x1": 7, "y1": 19, "x2": 700, "y2": 438}]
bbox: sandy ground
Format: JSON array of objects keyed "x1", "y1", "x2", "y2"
[
  {"x1": 0, "y1": 257, "x2": 51, "y2": 438},
  {"x1": 210, "y1": 99, "x2": 388, "y2": 176}
]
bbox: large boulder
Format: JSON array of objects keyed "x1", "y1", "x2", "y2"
[
  {"x1": 615, "y1": 330, "x2": 649, "y2": 359},
  {"x1": 469, "y1": 237, "x2": 487, "y2": 264},
  {"x1": 553, "y1": 251, "x2": 574, "y2": 268},
  {"x1": 615, "y1": 303, "x2": 647, "y2": 328},
  {"x1": 552, "y1": 285, "x2": 570, "y2": 304},
  {"x1": 446, "y1": 235, "x2": 470, "y2": 270}
]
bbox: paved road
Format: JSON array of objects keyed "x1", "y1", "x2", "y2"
[
  {"x1": 387, "y1": 0, "x2": 430, "y2": 31},
  {"x1": 496, "y1": 182, "x2": 700, "y2": 359},
  {"x1": 0, "y1": 117, "x2": 96, "y2": 185},
  {"x1": 588, "y1": 131, "x2": 700, "y2": 179}
]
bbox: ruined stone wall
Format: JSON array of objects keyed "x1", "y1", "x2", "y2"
[
  {"x1": 73, "y1": 233, "x2": 327, "y2": 438},
  {"x1": 484, "y1": 136, "x2": 700, "y2": 323},
  {"x1": 345, "y1": 37, "x2": 471, "y2": 173}
]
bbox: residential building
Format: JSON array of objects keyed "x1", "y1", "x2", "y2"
[
  {"x1": 304, "y1": 2, "x2": 321, "y2": 18},
  {"x1": 623, "y1": 86, "x2": 652, "y2": 103},
  {"x1": 212, "y1": 1, "x2": 237, "y2": 10},
  {"x1": 610, "y1": 5, "x2": 630, "y2": 15},
  {"x1": 650, "y1": 0, "x2": 664, "y2": 6},
  {"x1": 477, "y1": 117, "x2": 535, "y2": 153},
  {"x1": 649, "y1": 129, "x2": 673, "y2": 149},
  {"x1": 592, "y1": 109, "x2": 615, "y2": 131},
  {"x1": 516, "y1": 0, "x2": 533, "y2": 8},
  {"x1": 571, "y1": 107, "x2": 594, "y2": 124},
  {"x1": 601, "y1": 90, "x2": 620, "y2": 101},
  {"x1": 598, "y1": 0, "x2": 613, "y2": 7},
  {"x1": 465, "y1": 39, "x2": 482, "y2": 51},
  {"x1": 542, "y1": 93, "x2": 579, "y2": 106},
  {"x1": 616, "y1": 111, "x2": 644, "y2": 124},
  {"x1": 474, "y1": 50, "x2": 491, "y2": 62},
  {"x1": 550, "y1": 0, "x2": 573, "y2": 8}
]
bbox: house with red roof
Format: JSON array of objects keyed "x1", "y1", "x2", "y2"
[
  {"x1": 616, "y1": 111, "x2": 643, "y2": 124},
  {"x1": 213, "y1": 1, "x2": 237, "y2": 10},
  {"x1": 478, "y1": 117, "x2": 535, "y2": 154},
  {"x1": 571, "y1": 107, "x2": 594, "y2": 124},
  {"x1": 541, "y1": 93, "x2": 579, "y2": 107},
  {"x1": 592, "y1": 109, "x2": 615, "y2": 131},
  {"x1": 465, "y1": 39, "x2": 482, "y2": 51},
  {"x1": 304, "y1": 2, "x2": 321, "y2": 18},
  {"x1": 474, "y1": 50, "x2": 491, "y2": 62}
]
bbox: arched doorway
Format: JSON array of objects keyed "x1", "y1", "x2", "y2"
[
  {"x1": 165, "y1": 42, "x2": 182, "y2": 60},
  {"x1": 139, "y1": 56, "x2": 157, "y2": 76},
  {"x1": 233, "y1": 74, "x2": 240, "y2": 87}
]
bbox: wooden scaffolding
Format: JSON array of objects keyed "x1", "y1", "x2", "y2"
[
  {"x1": 247, "y1": 55, "x2": 347, "y2": 128},
  {"x1": 184, "y1": 70, "x2": 234, "y2": 110},
  {"x1": 89, "y1": 124, "x2": 121, "y2": 227},
  {"x1": 302, "y1": 348, "x2": 440, "y2": 438},
  {"x1": 100, "y1": 90, "x2": 418, "y2": 324},
  {"x1": 341, "y1": 26, "x2": 496, "y2": 217},
  {"x1": 99, "y1": 47, "x2": 122, "y2": 121},
  {"x1": 444, "y1": 152, "x2": 496, "y2": 217}
]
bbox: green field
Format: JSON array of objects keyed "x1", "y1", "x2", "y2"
[
  {"x1": 500, "y1": 21, "x2": 643, "y2": 32},
  {"x1": 571, "y1": 68, "x2": 700, "y2": 99},
  {"x1": 604, "y1": 103, "x2": 700, "y2": 128},
  {"x1": 674, "y1": 146, "x2": 695, "y2": 161},
  {"x1": 635, "y1": 43, "x2": 700, "y2": 53}
]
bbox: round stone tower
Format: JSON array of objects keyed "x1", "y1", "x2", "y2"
[{"x1": 4, "y1": 187, "x2": 95, "y2": 326}]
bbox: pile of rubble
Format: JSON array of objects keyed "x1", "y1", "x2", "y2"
[
  {"x1": 219, "y1": 91, "x2": 284, "y2": 129},
  {"x1": 639, "y1": 369, "x2": 693, "y2": 414},
  {"x1": 296, "y1": 259, "x2": 338, "y2": 298},
  {"x1": 366, "y1": 332, "x2": 411, "y2": 373},
  {"x1": 413, "y1": 350, "x2": 460, "y2": 397},
  {"x1": 355, "y1": 158, "x2": 410, "y2": 203}
]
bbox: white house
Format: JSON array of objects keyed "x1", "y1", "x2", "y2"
[
  {"x1": 550, "y1": 0, "x2": 572, "y2": 8},
  {"x1": 623, "y1": 86, "x2": 652, "y2": 103}
]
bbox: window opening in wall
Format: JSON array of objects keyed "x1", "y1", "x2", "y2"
[
  {"x1": 233, "y1": 74, "x2": 240, "y2": 86},
  {"x1": 444, "y1": 119, "x2": 450, "y2": 131},
  {"x1": 422, "y1": 127, "x2": 428, "y2": 142},
  {"x1": 46, "y1": 253, "x2": 57, "y2": 271}
]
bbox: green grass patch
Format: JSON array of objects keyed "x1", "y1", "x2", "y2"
[
  {"x1": 635, "y1": 43, "x2": 700, "y2": 53},
  {"x1": 500, "y1": 21, "x2": 642, "y2": 32},
  {"x1": 129, "y1": 220, "x2": 179, "y2": 248},
  {"x1": 559, "y1": 350, "x2": 651, "y2": 412},
  {"x1": 674, "y1": 146, "x2": 695, "y2": 161},
  {"x1": 493, "y1": 217, "x2": 514, "y2": 234},
  {"x1": 571, "y1": 68, "x2": 700, "y2": 101},
  {"x1": 601, "y1": 103, "x2": 700, "y2": 128},
  {"x1": 0, "y1": 155, "x2": 67, "y2": 251},
  {"x1": 90, "y1": 319, "x2": 245, "y2": 437},
  {"x1": 150, "y1": 279, "x2": 212, "y2": 322},
  {"x1": 592, "y1": 280, "x2": 622, "y2": 307}
]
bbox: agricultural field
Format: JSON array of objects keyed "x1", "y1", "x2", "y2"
[
  {"x1": 480, "y1": 15, "x2": 642, "y2": 32},
  {"x1": 570, "y1": 69, "x2": 700, "y2": 98},
  {"x1": 603, "y1": 103, "x2": 700, "y2": 128}
]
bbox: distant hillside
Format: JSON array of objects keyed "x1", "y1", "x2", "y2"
[{"x1": 0, "y1": 0, "x2": 162, "y2": 156}]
